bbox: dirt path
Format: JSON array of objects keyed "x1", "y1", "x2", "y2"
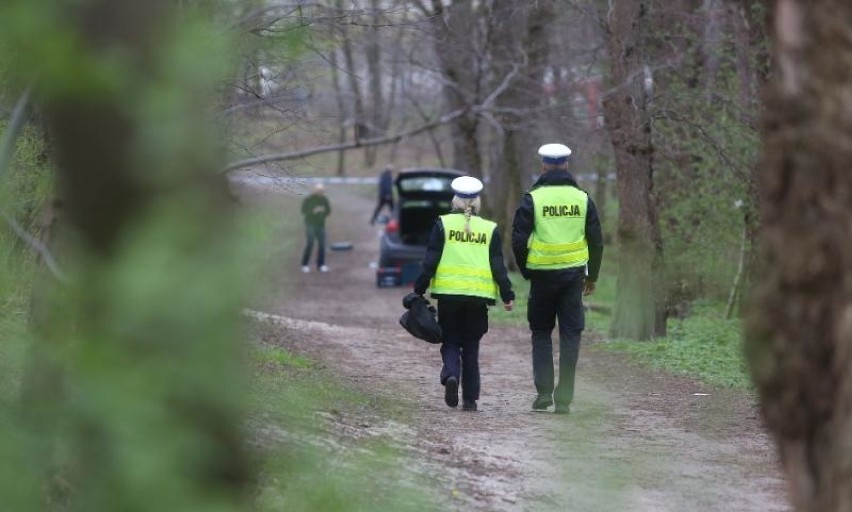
[{"x1": 243, "y1": 180, "x2": 789, "y2": 512}]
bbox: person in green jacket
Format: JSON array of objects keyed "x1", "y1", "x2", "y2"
[
  {"x1": 414, "y1": 176, "x2": 515, "y2": 411},
  {"x1": 300, "y1": 183, "x2": 331, "y2": 273}
]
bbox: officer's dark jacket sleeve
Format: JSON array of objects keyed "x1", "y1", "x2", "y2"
[
  {"x1": 511, "y1": 192, "x2": 535, "y2": 279},
  {"x1": 489, "y1": 228, "x2": 516, "y2": 303},
  {"x1": 585, "y1": 197, "x2": 603, "y2": 282},
  {"x1": 413, "y1": 219, "x2": 445, "y2": 295}
]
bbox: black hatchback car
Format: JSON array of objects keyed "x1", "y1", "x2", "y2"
[{"x1": 376, "y1": 168, "x2": 464, "y2": 287}]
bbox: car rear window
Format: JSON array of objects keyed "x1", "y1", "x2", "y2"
[{"x1": 398, "y1": 176, "x2": 454, "y2": 193}]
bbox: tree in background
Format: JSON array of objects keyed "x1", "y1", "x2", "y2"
[
  {"x1": 599, "y1": 0, "x2": 768, "y2": 339},
  {"x1": 747, "y1": 0, "x2": 852, "y2": 510},
  {"x1": 601, "y1": 0, "x2": 665, "y2": 340},
  {"x1": 218, "y1": 1, "x2": 771, "y2": 344},
  {"x1": 486, "y1": 0, "x2": 556, "y2": 268},
  {"x1": 411, "y1": 0, "x2": 487, "y2": 177},
  {"x1": 649, "y1": 0, "x2": 768, "y2": 321}
]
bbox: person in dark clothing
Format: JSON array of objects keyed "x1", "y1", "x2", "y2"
[
  {"x1": 511, "y1": 143, "x2": 604, "y2": 415},
  {"x1": 414, "y1": 176, "x2": 515, "y2": 412},
  {"x1": 300, "y1": 183, "x2": 332, "y2": 273},
  {"x1": 370, "y1": 166, "x2": 395, "y2": 225}
]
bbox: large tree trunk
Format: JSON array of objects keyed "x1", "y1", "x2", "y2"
[
  {"x1": 489, "y1": 0, "x2": 554, "y2": 270},
  {"x1": 730, "y1": 0, "x2": 764, "y2": 313},
  {"x1": 363, "y1": 0, "x2": 384, "y2": 167},
  {"x1": 602, "y1": 0, "x2": 666, "y2": 340},
  {"x1": 329, "y1": 47, "x2": 348, "y2": 176},
  {"x1": 425, "y1": 0, "x2": 483, "y2": 176},
  {"x1": 594, "y1": 164, "x2": 608, "y2": 235},
  {"x1": 737, "y1": 0, "x2": 771, "y2": 295},
  {"x1": 701, "y1": 0, "x2": 724, "y2": 98},
  {"x1": 338, "y1": 2, "x2": 368, "y2": 164},
  {"x1": 384, "y1": 4, "x2": 407, "y2": 165},
  {"x1": 746, "y1": 1, "x2": 852, "y2": 511}
]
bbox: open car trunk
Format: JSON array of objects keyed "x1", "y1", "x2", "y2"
[
  {"x1": 395, "y1": 169, "x2": 461, "y2": 246},
  {"x1": 399, "y1": 198, "x2": 452, "y2": 245},
  {"x1": 376, "y1": 168, "x2": 464, "y2": 287}
]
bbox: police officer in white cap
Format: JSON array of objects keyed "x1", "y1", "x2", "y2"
[
  {"x1": 511, "y1": 144, "x2": 604, "y2": 415},
  {"x1": 414, "y1": 176, "x2": 515, "y2": 411}
]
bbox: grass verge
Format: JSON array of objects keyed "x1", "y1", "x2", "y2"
[
  {"x1": 491, "y1": 258, "x2": 752, "y2": 390},
  {"x1": 248, "y1": 322, "x2": 433, "y2": 512},
  {"x1": 597, "y1": 301, "x2": 751, "y2": 390}
]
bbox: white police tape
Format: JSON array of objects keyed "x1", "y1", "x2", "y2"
[{"x1": 230, "y1": 173, "x2": 615, "y2": 188}]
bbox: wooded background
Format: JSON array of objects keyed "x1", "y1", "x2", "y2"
[
  {"x1": 223, "y1": 0, "x2": 766, "y2": 342},
  {"x1": 2, "y1": 1, "x2": 851, "y2": 511}
]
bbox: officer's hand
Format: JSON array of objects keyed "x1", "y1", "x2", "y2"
[
  {"x1": 503, "y1": 300, "x2": 514, "y2": 311},
  {"x1": 583, "y1": 280, "x2": 596, "y2": 296}
]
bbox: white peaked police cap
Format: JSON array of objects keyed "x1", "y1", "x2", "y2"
[
  {"x1": 538, "y1": 143, "x2": 572, "y2": 164},
  {"x1": 451, "y1": 176, "x2": 484, "y2": 199}
]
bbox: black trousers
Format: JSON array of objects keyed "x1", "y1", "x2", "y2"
[
  {"x1": 301, "y1": 224, "x2": 326, "y2": 267},
  {"x1": 370, "y1": 196, "x2": 394, "y2": 223},
  {"x1": 527, "y1": 273, "x2": 585, "y2": 406},
  {"x1": 437, "y1": 300, "x2": 488, "y2": 401}
]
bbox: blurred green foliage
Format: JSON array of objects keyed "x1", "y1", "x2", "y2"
[
  {"x1": 0, "y1": 120, "x2": 52, "y2": 307},
  {"x1": 0, "y1": 2, "x2": 439, "y2": 503},
  {"x1": 0, "y1": 2, "x2": 247, "y2": 511}
]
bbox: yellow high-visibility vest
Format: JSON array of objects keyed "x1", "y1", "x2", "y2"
[
  {"x1": 527, "y1": 186, "x2": 589, "y2": 270},
  {"x1": 431, "y1": 213, "x2": 498, "y2": 300}
]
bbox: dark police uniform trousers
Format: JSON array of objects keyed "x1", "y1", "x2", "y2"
[
  {"x1": 528, "y1": 269, "x2": 585, "y2": 406},
  {"x1": 437, "y1": 299, "x2": 489, "y2": 402}
]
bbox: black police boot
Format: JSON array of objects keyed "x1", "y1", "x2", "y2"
[
  {"x1": 462, "y1": 399, "x2": 477, "y2": 411},
  {"x1": 532, "y1": 394, "x2": 553, "y2": 411},
  {"x1": 554, "y1": 404, "x2": 571, "y2": 415},
  {"x1": 444, "y1": 376, "x2": 459, "y2": 408}
]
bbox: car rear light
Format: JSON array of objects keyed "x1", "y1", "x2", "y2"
[{"x1": 385, "y1": 219, "x2": 399, "y2": 234}]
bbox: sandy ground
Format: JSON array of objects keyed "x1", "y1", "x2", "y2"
[{"x1": 240, "y1": 179, "x2": 790, "y2": 512}]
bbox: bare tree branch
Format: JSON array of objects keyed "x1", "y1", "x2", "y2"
[
  {"x1": 224, "y1": 107, "x2": 467, "y2": 172},
  {"x1": 0, "y1": 86, "x2": 33, "y2": 179},
  {"x1": 481, "y1": 61, "x2": 522, "y2": 110},
  {"x1": 232, "y1": 3, "x2": 321, "y2": 30},
  {"x1": 0, "y1": 87, "x2": 67, "y2": 283},
  {"x1": 1, "y1": 211, "x2": 67, "y2": 283},
  {"x1": 403, "y1": 87, "x2": 446, "y2": 166},
  {"x1": 223, "y1": 59, "x2": 523, "y2": 173}
]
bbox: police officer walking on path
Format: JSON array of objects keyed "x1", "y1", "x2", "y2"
[
  {"x1": 511, "y1": 144, "x2": 604, "y2": 415},
  {"x1": 414, "y1": 176, "x2": 515, "y2": 411}
]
